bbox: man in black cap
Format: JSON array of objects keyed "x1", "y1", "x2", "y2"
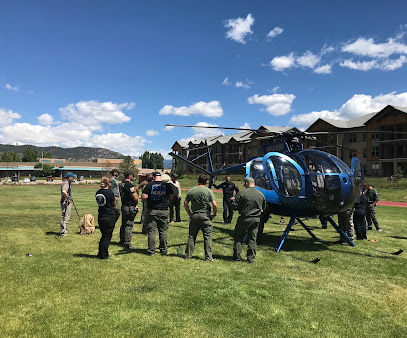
[
  {"x1": 141, "y1": 171, "x2": 173, "y2": 255},
  {"x1": 110, "y1": 169, "x2": 121, "y2": 225},
  {"x1": 119, "y1": 171, "x2": 139, "y2": 249},
  {"x1": 60, "y1": 172, "x2": 76, "y2": 236},
  {"x1": 168, "y1": 173, "x2": 181, "y2": 223}
]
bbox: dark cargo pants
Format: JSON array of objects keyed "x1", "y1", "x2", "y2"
[
  {"x1": 366, "y1": 204, "x2": 380, "y2": 230},
  {"x1": 145, "y1": 209, "x2": 169, "y2": 255},
  {"x1": 120, "y1": 205, "x2": 137, "y2": 246},
  {"x1": 185, "y1": 213, "x2": 213, "y2": 260},
  {"x1": 233, "y1": 216, "x2": 260, "y2": 263}
]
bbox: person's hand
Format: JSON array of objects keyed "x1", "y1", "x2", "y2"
[
  {"x1": 135, "y1": 206, "x2": 140, "y2": 211},
  {"x1": 210, "y1": 214, "x2": 216, "y2": 221},
  {"x1": 230, "y1": 197, "x2": 235, "y2": 201}
]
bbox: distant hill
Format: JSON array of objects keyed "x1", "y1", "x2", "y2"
[{"x1": 0, "y1": 144, "x2": 125, "y2": 162}]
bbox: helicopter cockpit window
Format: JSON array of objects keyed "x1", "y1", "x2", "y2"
[
  {"x1": 298, "y1": 151, "x2": 340, "y2": 174},
  {"x1": 268, "y1": 157, "x2": 301, "y2": 197},
  {"x1": 250, "y1": 159, "x2": 271, "y2": 190},
  {"x1": 327, "y1": 154, "x2": 352, "y2": 174}
]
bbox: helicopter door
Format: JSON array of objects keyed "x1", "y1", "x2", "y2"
[
  {"x1": 351, "y1": 157, "x2": 364, "y2": 193},
  {"x1": 262, "y1": 152, "x2": 305, "y2": 202}
]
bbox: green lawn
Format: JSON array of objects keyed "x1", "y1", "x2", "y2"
[{"x1": 0, "y1": 184, "x2": 406, "y2": 337}]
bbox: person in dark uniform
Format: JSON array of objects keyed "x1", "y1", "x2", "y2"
[
  {"x1": 213, "y1": 175, "x2": 239, "y2": 224},
  {"x1": 119, "y1": 171, "x2": 139, "y2": 249},
  {"x1": 141, "y1": 172, "x2": 173, "y2": 256},
  {"x1": 231, "y1": 177, "x2": 266, "y2": 263},
  {"x1": 168, "y1": 173, "x2": 181, "y2": 223},
  {"x1": 136, "y1": 174, "x2": 153, "y2": 231},
  {"x1": 109, "y1": 169, "x2": 121, "y2": 225},
  {"x1": 95, "y1": 176, "x2": 117, "y2": 259},
  {"x1": 354, "y1": 190, "x2": 368, "y2": 240},
  {"x1": 184, "y1": 175, "x2": 218, "y2": 261},
  {"x1": 364, "y1": 182, "x2": 382, "y2": 232}
]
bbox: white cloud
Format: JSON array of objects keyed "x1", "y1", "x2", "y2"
[
  {"x1": 271, "y1": 86, "x2": 280, "y2": 93},
  {"x1": 321, "y1": 44, "x2": 335, "y2": 55},
  {"x1": 381, "y1": 55, "x2": 407, "y2": 70},
  {"x1": 267, "y1": 27, "x2": 283, "y2": 39},
  {"x1": 222, "y1": 77, "x2": 230, "y2": 86},
  {"x1": 340, "y1": 59, "x2": 377, "y2": 71},
  {"x1": 181, "y1": 122, "x2": 223, "y2": 142},
  {"x1": 269, "y1": 53, "x2": 295, "y2": 71},
  {"x1": 158, "y1": 100, "x2": 223, "y2": 117},
  {"x1": 297, "y1": 51, "x2": 320, "y2": 68},
  {"x1": 235, "y1": 80, "x2": 253, "y2": 89},
  {"x1": 247, "y1": 93, "x2": 296, "y2": 116},
  {"x1": 239, "y1": 122, "x2": 251, "y2": 129},
  {"x1": 314, "y1": 64, "x2": 332, "y2": 74},
  {"x1": 289, "y1": 91, "x2": 407, "y2": 130},
  {"x1": 5, "y1": 84, "x2": 20, "y2": 91},
  {"x1": 163, "y1": 125, "x2": 174, "y2": 131},
  {"x1": 38, "y1": 113, "x2": 54, "y2": 126},
  {"x1": 342, "y1": 37, "x2": 407, "y2": 58},
  {"x1": 146, "y1": 129, "x2": 159, "y2": 136},
  {"x1": 0, "y1": 108, "x2": 21, "y2": 127},
  {"x1": 59, "y1": 100, "x2": 133, "y2": 129},
  {"x1": 85, "y1": 133, "x2": 149, "y2": 157},
  {"x1": 224, "y1": 13, "x2": 254, "y2": 44},
  {"x1": 289, "y1": 110, "x2": 341, "y2": 130}
]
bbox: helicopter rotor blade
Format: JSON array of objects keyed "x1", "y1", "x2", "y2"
[{"x1": 165, "y1": 124, "x2": 258, "y2": 132}]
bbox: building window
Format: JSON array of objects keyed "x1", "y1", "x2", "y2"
[
  {"x1": 372, "y1": 129, "x2": 380, "y2": 140},
  {"x1": 372, "y1": 163, "x2": 379, "y2": 170},
  {"x1": 363, "y1": 148, "x2": 367, "y2": 158},
  {"x1": 349, "y1": 133, "x2": 357, "y2": 143},
  {"x1": 372, "y1": 146, "x2": 379, "y2": 157}
]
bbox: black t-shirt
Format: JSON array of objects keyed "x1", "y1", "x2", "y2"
[
  {"x1": 95, "y1": 188, "x2": 115, "y2": 218},
  {"x1": 214, "y1": 181, "x2": 239, "y2": 199},
  {"x1": 143, "y1": 181, "x2": 173, "y2": 210},
  {"x1": 354, "y1": 194, "x2": 368, "y2": 216},
  {"x1": 120, "y1": 180, "x2": 137, "y2": 206}
]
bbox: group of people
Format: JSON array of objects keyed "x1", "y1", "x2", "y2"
[
  {"x1": 321, "y1": 181, "x2": 381, "y2": 244},
  {"x1": 59, "y1": 171, "x2": 264, "y2": 263}
]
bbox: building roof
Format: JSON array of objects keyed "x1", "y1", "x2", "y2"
[{"x1": 319, "y1": 113, "x2": 377, "y2": 129}]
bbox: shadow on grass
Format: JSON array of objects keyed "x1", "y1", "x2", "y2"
[
  {"x1": 390, "y1": 236, "x2": 407, "y2": 240},
  {"x1": 73, "y1": 253, "x2": 99, "y2": 259},
  {"x1": 45, "y1": 231, "x2": 60, "y2": 236}
]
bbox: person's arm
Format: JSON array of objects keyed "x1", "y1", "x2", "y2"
[
  {"x1": 210, "y1": 200, "x2": 218, "y2": 220},
  {"x1": 234, "y1": 184, "x2": 239, "y2": 194},
  {"x1": 184, "y1": 199, "x2": 192, "y2": 217},
  {"x1": 61, "y1": 182, "x2": 70, "y2": 203},
  {"x1": 136, "y1": 184, "x2": 141, "y2": 196},
  {"x1": 373, "y1": 190, "x2": 379, "y2": 207},
  {"x1": 231, "y1": 192, "x2": 240, "y2": 210},
  {"x1": 131, "y1": 192, "x2": 138, "y2": 205}
]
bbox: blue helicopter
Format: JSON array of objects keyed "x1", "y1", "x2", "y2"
[{"x1": 168, "y1": 125, "x2": 364, "y2": 252}]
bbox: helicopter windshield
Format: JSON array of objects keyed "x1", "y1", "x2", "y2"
[
  {"x1": 266, "y1": 157, "x2": 302, "y2": 197},
  {"x1": 250, "y1": 159, "x2": 272, "y2": 190}
]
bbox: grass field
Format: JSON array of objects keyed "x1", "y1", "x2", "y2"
[{"x1": 0, "y1": 182, "x2": 406, "y2": 337}]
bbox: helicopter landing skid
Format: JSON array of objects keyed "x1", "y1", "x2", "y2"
[
  {"x1": 326, "y1": 216, "x2": 355, "y2": 247},
  {"x1": 274, "y1": 215, "x2": 355, "y2": 252}
]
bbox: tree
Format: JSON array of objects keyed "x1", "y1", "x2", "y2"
[
  {"x1": 0, "y1": 151, "x2": 21, "y2": 162},
  {"x1": 42, "y1": 151, "x2": 52, "y2": 158},
  {"x1": 118, "y1": 156, "x2": 139, "y2": 181},
  {"x1": 22, "y1": 147, "x2": 39, "y2": 162},
  {"x1": 140, "y1": 151, "x2": 164, "y2": 169},
  {"x1": 34, "y1": 163, "x2": 55, "y2": 177}
]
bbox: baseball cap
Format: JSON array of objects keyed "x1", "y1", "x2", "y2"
[
  {"x1": 152, "y1": 171, "x2": 161, "y2": 177},
  {"x1": 65, "y1": 172, "x2": 77, "y2": 178}
]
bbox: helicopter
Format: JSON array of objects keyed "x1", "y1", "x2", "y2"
[{"x1": 167, "y1": 124, "x2": 364, "y2": 252}]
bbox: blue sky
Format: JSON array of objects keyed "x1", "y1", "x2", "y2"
[{"x1": 1, "y1": 1, "x2": 407, "y2": 158}]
